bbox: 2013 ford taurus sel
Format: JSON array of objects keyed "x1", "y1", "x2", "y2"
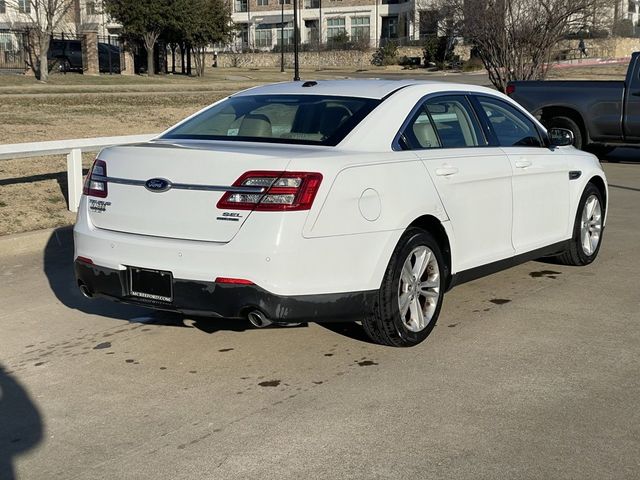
[{"x1": 74, "y1": 80, "x2": 608, "y2": 347}]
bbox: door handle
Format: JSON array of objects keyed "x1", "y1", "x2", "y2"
[
  {"x1": 515, "y1": 159, "x2": 532, "y2": 169},
  {"x1": 632, "y1": 91, "x2": 640, "y2": 97},
  {"x1": 435, "y1": 165, "x2": 459, "y2": 176}
]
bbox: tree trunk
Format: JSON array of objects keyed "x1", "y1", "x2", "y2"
[
  {"x1": 146, "y1": 45, "x2": 154, "y2": 75},
  {"x1": 192, "y1": 46, "x2": 206, "y2": 77},
  {"x1": 143, "y1": 31, "x2": 159, "y2": 75},
  {"x1": 38, "y1": 35, "x2": 51, "y2": 82},
  {"x1": 186, "y1": 44, "x2": 192, "y2": 76}
]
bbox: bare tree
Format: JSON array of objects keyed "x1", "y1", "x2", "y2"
[
  {"x1": 7, "y1": 0, "x2": 75, "y2": 82},
  {"x1": 431, "y1": 0, "x2": 608, "y2": 92}
]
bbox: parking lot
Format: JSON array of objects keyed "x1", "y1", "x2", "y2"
[{"x1": 1, "y1": 159, "x2": 639, "y2": 479}]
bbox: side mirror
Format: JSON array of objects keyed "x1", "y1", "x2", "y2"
[{"x1": 548, "y1": 128, "x2": 574, "y2": 147}]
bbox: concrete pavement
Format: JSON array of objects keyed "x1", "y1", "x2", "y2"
[{"x1": 1, "y1": 162, "x2": 639, "y2": 480}]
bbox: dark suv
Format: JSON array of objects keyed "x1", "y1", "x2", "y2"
[{"x1": 48, "y1": 39, "x2": 121, "y2": 74}]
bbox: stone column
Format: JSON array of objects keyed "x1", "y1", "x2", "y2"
[
  {"x1": 121, "y1": 44, "x2": 136, "y2": 75},
  {"x1": 81, "y1": 30, "x2": 99, "y2": 75}
]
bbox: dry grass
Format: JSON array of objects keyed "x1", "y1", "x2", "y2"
[
  {"x1": 547, "y1": 63, "x2": 628, "y2": 80},
  {"x1": 0, "y1": 63, "x2": 629, "y2": 236}
]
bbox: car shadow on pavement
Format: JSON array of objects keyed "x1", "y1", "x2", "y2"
[
  {"x1": 318, "y1": 322, "x2": 378, "y2": 344},
  {"x1": 43, "y1": 227, "x2": 155, "y2": 322},
  {"x1": 42, "y1": 228, "x2": 307, "y2": 335},
  {"x1": 0, "y1": 365, "x2": 43, "y2": 480},
  {"x1": 601, "y1": 148, "x2": 639, "y2": 163}
]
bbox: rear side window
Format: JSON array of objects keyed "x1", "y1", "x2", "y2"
[
  {"x1": 399, "y1": 95, "x2": 485, "y2": 150},
  {"x1": 477, "y1": 96, "x2": 543, "y2": 147},
  {"x1": 162, "y1": 95, "x2": 380, "y2": 146}
]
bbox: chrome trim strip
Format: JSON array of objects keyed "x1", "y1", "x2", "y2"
[{"x1": 93, "y1": 176, "x2": 265, "y2": 193}]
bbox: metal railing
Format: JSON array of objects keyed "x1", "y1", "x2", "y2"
[{"x1": 0, "y1": 134, "x2": 158, "y2": 213}]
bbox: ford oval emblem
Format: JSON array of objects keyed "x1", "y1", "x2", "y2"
[{"x1": 145, "y1": 178, "x2": 172, "y2": 193}]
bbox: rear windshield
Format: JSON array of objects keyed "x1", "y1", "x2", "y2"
[{"x1": 161, "y1": 95, "x2": 380, "y2": 146}]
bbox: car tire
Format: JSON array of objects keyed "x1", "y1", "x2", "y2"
[
  {"x1": 556, "y1": 183, "x2": 604, "y2": 266},
  {"x1": 547, "y1": 116, "x2": 583, "y2": 150},
  {"x1": 362, "y1": 228, "x2": 448, "y2": 347}
]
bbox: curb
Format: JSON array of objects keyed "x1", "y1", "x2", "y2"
[{"x1": 0, "y1": 225, "x2": 73, "y2": 258}]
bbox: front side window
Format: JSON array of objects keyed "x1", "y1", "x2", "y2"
[
  {"x1": 400, "y1": 96, "x2": 485, "y2": 150},
  {"x1": 477, "y1": 96, "x2": 543, "y2": 147},
  {"x1": 162, "y1": 95, "x2": 381, "y2": 146}
]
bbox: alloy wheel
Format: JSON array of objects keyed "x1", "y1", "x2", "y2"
[{"x1": 397, "y1": 246, "x2": 441, "y2": 333}]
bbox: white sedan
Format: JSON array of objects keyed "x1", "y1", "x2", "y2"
[{"x1": 74, "y1": 80, "x2": 607, "y2": 347}]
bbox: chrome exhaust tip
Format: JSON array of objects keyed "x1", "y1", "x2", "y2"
[
  {"x1": 247, "y1": 310, "x2": 272, "y2": 328},
  {"x1": 79, "y1": 283, "x2": 93, "y2": 299}
]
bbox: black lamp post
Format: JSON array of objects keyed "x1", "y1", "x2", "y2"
[
  {"x1": 280, "y1": 0, "x2": 285, "y2": 72},
  {"x1": 293, "y1": 0, "x2": 300, "y2": 80}
]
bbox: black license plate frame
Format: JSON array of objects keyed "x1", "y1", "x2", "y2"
[{"x1": 128, "y1": 267, "x2": 173, "y2": 303}]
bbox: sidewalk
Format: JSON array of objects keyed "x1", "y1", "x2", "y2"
[{"x1": 550, "y1": 56, "x2": 631, "y2": 69}]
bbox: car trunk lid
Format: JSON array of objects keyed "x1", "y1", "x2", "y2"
[{"x1": 87, "y1": 140, "x2": 302, "y2": 242}]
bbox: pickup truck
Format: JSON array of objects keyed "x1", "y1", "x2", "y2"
[{"x1": 507, "y1": 52, "x2": 639, "y2": 156}]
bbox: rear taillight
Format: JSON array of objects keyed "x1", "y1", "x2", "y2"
[
  {"x1": 217, "y1": 171, "x2": 322, "y2": 211},
  {"x1": 506, "y1": 84, "x2": 515, "y2": 96},
  {"x1": 215, "y1": 277, "x2": 254, "y2": 285},
  {"x1": 83, "y1": 159, "x2": 108, "y2": 198}
]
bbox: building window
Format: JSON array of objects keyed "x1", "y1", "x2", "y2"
[
  {"x1": 86, "y1": 1, "x2": 97, "y2": 15},
  {"x1": 0, "y1": 1, "x2": 5, "y2": 14},
  {"x1": 255, "y1": 28, "x2": 272, "y2": 47},
  {"x1": 258, "y1": 0, "x2": 268, "y2": 5},
  {"x1": 381, "y1": 16, "x2": 398, "y2": 39},
  {"x1": 350, "y1": 16, "x2": 370, "y2": 42},
  {"x1": 235, "y1": 0, "x2": 247, "y2": 13},
  {"x1": 327, "y1": 17, "x2": 346, "y2": 39},
  {"x1": 304, "y1": 0, "x2": 319, "y2": 7},
  {"x1": 279, "y1": 0, "x2": 291, "y2": 4},
  {"x1": 19, "y1": 0, "x2": 31, "y2": 14},
  {"x1": 276, "y1": 25, "x2": 294, "y2": 46}
]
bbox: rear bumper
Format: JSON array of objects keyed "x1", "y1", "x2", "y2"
[{"x1": 74, "y1": 260, "x2": 377, "y2": 322}]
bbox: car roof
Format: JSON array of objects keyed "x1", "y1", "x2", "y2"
[{"x1": 232, "y1": 79, "x2": 496, "y2": 100}]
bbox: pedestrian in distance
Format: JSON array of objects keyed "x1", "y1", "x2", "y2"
[{"x1": 579, "y1": 38, "x2": 588, "y2": 58}]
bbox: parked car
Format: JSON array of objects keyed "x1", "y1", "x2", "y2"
[
  {"x1": 507, "y1": 52, "x2": 640, "y2": 156},
  {"x1": 98, "y1": 43, "x2": 121, "y2": 74},
  {"x1": 48, "y1": 39, "x2": 83, "y2": 73},
  {"x1": 48, "y1": 39, "x2": 121, "y2": 74},
  {"x1": 74, "y1": 80, "x2": 608, "y2": 347}
]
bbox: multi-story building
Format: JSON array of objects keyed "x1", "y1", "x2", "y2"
[
  {"x1": 229, "y1": 0, "x2": 442, "y2": 51},
  {"x1": 73, "y1": 0, "x2": 121, "y2": 38},
  {"x1": 0, "y1": 0, "x2": 117, "y2": 38},
  {"x1": 621, "y1": 0, "x2": 640, "y2": 31},
  {"x1": 0, "y1": 0, "x2": 119, "y2": 70}
]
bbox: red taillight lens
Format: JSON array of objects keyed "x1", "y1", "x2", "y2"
[
  {"x1": 83, "y1": 159, "x2": 108, "y2": 198},
  {"x1": 75, "y1": 256, "x2": 94, "y2": 265},
  {"x1": 215, "y1": 277, "x2": 254, "y2": 285},
  {"x1": 217, "y1": 171, "x2": 323, "y2": 212},
  {"x1": 506, "y1": 84, "x2": 515, "y2": 96}
]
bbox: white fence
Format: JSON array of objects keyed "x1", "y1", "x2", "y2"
[{"x1": 0, "y1": 134, "x2": 158, "y2": 213}]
